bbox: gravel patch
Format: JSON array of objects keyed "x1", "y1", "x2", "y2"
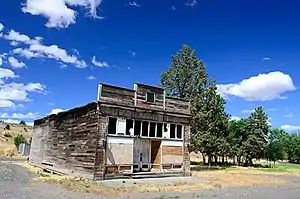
[{"x1": 2, "y1": 159, "x2": 300, "y2": 199}]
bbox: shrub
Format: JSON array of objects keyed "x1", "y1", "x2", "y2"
[
  {"x1": 4, "y1": 124, "x2": 10, "y2": 130},
  {"x1": 13, "y1": 134, "x2": 26, "y2": 147},
  {"x1": 4, "y1": 132, "x2": 12, "y2": 137},
  {"x1": 19, "y1": 120, "x2": 26, "y2": 125}
]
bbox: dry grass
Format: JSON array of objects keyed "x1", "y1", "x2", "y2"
[
  {"x1": 0, "y1": 123, "x2": 32, "y2": 156},
  {"x1": 193, "y1": 169, "x2": 294, "y2": 188},
  {"x1": 14, "y1": 162, "x2": 296, "y2": 196}
]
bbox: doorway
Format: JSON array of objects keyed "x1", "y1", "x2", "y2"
[{"x1": 133, "y1": 138, "x2": 151, "y2": 172}]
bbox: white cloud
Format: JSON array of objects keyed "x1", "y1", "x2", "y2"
[
  {"x1": 129, "y1": 50, "x2": 136, "y2": 58},
  {"x1": 230, "y1": 116, "x2": 241, "y2": 121},
  {"x1": 87, "y1": 75, "x2": 96, "y2": 80},
  {"x1": 0, "y1": 100, "x2": 15, "y2": 108},
  {"x1": 91, "y1": 56, "x2": 109, "y2": 67},
  {"x1": 3, "y1": 30, "x2": 41, "y2": 46},
  {"x1": 0, "y1": 27, "x2": 86, "y2": 68},
  {"x1": 217, "y1": 71, "x2": 296, "y2": 101},
  {"x1": 281, "y1": 124, "x2": 300, "y2": 131},
  {"x1": 0, "y1": 112, "x2": 39, "y2": 119},
  {"x1": 0, "y1": 23, "x2": 4, "y2": 32},
  {"x1": 12, "y1": 48, "x2": 42, "y2": 59},
  {"x1": 262, "y1": 57, "x2": 271, "y2": 61},
  {"x1": 267, "y1": 108, "x2": 278, "y2": 112},
  {"x1": 185, "y1": 0, "x2": 198, "y2": 7},
  {"x1": 29, "y1": 44, "x2": 87, "y2": 68},
  {"x1": 241, "y1": 109, "x2": 254, "y2": 114},
  {"x1": 50, "y1": 108, "x2": 65, "y2": 115},
  {"x1": 284, "y1": 113, "x2": 294, "y2": 118},
  {"x1": 0, "y1": 68, "x2": 17, "y2": 84},
  {"x1": 22, "y1": 0, "x2": 104, "y2": 28},
  {"x1": 0, "y1": 119, "x2": 34, "y2": 126},
  {"x1": 8, "y1": 57, "x2": 26, "y2": 69},
  {"x1": 128, "y1": 1, "x2": 140, "y2": 7},
  {"x1": 47, "y1": 102, "x2": 55, "y2": 106}
]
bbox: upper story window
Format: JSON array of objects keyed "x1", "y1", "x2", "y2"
[{"x1": 146, "y1": 92, "x2": 155, "y2": 103}]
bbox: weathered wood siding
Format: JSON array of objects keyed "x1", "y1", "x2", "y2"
[
  {"x1": 165, "y1": 97, "x2": 190, "y2": 114},
  {"x1": 135, "y1": 83, "x2": 165, "y2": 109},
  {"x1": 100, "y1": 84, "x2": 135, "y2": 106},
  {"x1": 30, "y1": 102, "x2": 104, "y2": 180},
  {"x1": 99, "y1": 83, "x2": 190, "y2": 115}
]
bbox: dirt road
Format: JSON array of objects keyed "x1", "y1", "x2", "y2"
[{"x1": 1, "y1": 159, "x2": 300, "y2": 199}]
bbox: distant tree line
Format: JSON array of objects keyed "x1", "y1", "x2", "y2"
[{"x1": 160, "y1": 44, "x2": 297, "y2": 166}]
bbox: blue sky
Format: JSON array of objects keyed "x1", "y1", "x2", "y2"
[{"x1": 0, "y1": 0, "x2": 299, "y2": 131}]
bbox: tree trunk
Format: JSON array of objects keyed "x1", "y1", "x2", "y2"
[
  {"x1": 202, "y1": 153, "x2": 206, "y2": 164},
  {"x1": 237, "y1": 156, "x2": 241, "y2": 166},
  {"x1": 214, "y1": 155, "x2": 218, "y2": 164},
  {"x1": 208, "y1": 155, "x2": 212, "y2": 166},
  {"x1": 222, "y1": 156, "x2": 225, "y2": 164}
]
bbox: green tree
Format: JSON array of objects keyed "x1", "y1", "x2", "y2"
[
  {"x1": 242, "y1": 106, "x2": 270, "y2": 165},
  {"x1": 160, "y1": 44, "x2": 209, "y2": 154},
  {"x1": 13, "y1": 134, "x2": 26, "y2": 147},
  {"x1": 266, "y1": 128, "x2": 285, "y2": 167},
  {"x1": 228, "y1": 118, "x2": 247, "y2": 165},
  {"x1": 160, "y1": 45, "x2": 230, "y2": 164},
  {"x1": 193, "y1": 80, "x2": 230, "y2": 164}
]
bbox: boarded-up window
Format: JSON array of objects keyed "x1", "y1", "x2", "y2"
[
  {"x1": 108, "y1": 117, "x2": 117, "y2": 134},
  {"x1": 117, "y1": 118, "x2": 126, "y2": 135},
  {"x1": 134, "y1": 120, "x2": 141, "y2": 136},
  {"x1": 149, "y1": 122, "x2": 156, "y2": 137},
  {"x1": 177, "y1": 125, "x2": 182, "y2": 139},
  {"x1": 126, "y1": 119, "x2": 133, "y2": 135},
  {"x1": 146, "y1": 93, "x2": 155, "y2": 103},
  {"x1": 142, "y1": 121, "x2": 149, "y2": 136},
  {"x1": 170, "y1": 124, "x2": 176, "y2": 138},
  {"x1": 157, "y1": 123, "x2": 163, "y2": 138}
]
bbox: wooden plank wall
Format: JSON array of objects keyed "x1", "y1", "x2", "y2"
[
  {"x1": 100, "y1": 84, "x2": 135, "y2": 106},
  {"x1": 165, "y1": 97, "x2": 190, "y2": 114},
  {"x1": 135, "y1": 84, "x2": 164, "y2": 109},
  {"x1": 31, "y1": 102, "x2": 104, "y2": 179}
]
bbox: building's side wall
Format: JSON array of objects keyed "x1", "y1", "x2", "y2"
[{"x1": 30, "y1": 103, "x2": 104, "y2": 180}]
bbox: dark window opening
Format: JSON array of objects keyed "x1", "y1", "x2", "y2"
[
  {"x1": 157, "y1": 123, "x2": 163, "y2": 138},
  {"x1": 134, "y1": 120, "x2": 141, "y2": 136},
  {"x1": 142, "y1": 121, "x2": 149, "y2": 136},
  {"x1": 149, "y1": 122, "x2": 156, "y2": 137},
  {"x1": 146, "y1": 93, "x2": 155, "y2": 103},
  {"x1": 126, "y1": 119, "x2": 133, "y2": 135},
  {"x1": 170, "y1": 124, "x2": 176, "y2": 138},
  {"x1": 177, "y1": 125, "x2": 183, "y2": 139},
  {"x1": 108, "y1": 117, "x2": 117, "y2": 134}
]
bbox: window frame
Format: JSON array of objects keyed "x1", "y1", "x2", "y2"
[{"x1": 145, "y1": 92, "x2": 155, "y2": 103}]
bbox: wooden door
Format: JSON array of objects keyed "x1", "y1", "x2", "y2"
[{"x1": 133, "y1": 138, "x2": 151, "y2": 172}]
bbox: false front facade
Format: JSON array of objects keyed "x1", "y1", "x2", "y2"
[{"x1": 29, "y1": 83, "x2": 191, "y2": 180}]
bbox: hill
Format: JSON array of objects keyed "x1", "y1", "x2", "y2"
[{"x1": 0, "y1": 122, "x2": 33, "y2": 156}]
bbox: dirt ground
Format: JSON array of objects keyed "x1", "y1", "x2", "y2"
[{"x1": 1, "y1": 158, "x2": 300, "y2": 199}]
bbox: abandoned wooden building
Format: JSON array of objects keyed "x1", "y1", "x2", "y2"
[{"x1": 29, "y1": 83, "x2": 191, "y2": 180}]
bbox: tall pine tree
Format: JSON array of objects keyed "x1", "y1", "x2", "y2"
[
  {"x1": 242, "y1": 106, "x2": 270, "y2": 165},
  {"x1": 160, "y1": 45, "x2": 230, "y2": 164}
]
